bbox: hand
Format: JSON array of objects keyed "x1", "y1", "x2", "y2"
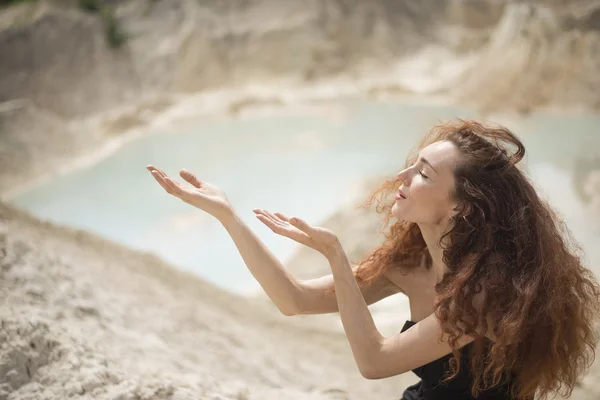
[
  {"x1": 253, "y1": 209, "x2": 341, "y2": 257},
  {"x1": 147, "y1": 165, "x2": 233, "y2": 221}
]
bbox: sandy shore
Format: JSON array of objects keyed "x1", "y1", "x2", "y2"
[{"x1": 0, "y1": 200, "x2": 422, "y2": 400}]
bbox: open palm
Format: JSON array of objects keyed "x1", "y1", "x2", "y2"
[
  {"x1": 147, "y1": 165, "x2": 232, "y2": 220},
  {"x1": 253, "y1": 209, "x2": 340, "y2": 256}
]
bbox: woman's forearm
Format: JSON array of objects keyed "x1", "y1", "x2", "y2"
[
  {"x1": 326, "y1": 243, "x2": 383, "y2": 376},
  {"x1": 219, "y1": 211, "x2": 303, "y2": 315}
]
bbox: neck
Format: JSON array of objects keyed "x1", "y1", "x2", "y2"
[{"x1": 417, "y1": 220, "x2": 452, "y2": 283}]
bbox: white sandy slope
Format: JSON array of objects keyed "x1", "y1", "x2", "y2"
[{"x1": 0, "y1": 200, "x2": 420, "y2": 400}]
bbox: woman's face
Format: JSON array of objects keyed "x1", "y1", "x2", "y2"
[{"x1": 391, "y1": 140, "x2": 461, "y2": 225}]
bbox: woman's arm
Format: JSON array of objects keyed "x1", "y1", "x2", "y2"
[
  {"x1": 147, "y1": 165, "x2": 304, "y2": 315},
  {"x1": 145, "y1": 166, "x2": 400, "y2": 316},
  {"x1": 296, "y1": 267, "x2": 402, "y2": 315},
  {"x1": 248, "y1": 210, "x2": 485, "y2": 379},
  {"x1": 219, "y1": 211, "x2": 401, "y2": 316},
  {"x1": 326, "y1": 243, "x2": 475, "y2": 379},
  {"x1": 220, "y1": 211, "x2": 302, "y2": 315}
]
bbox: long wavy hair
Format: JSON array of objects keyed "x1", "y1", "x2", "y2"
[{"x1": 350, "y1": 120, "x2": 600, "y2": 399}]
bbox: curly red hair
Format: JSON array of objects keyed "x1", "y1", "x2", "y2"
[{"x1": 350, "y1": 120, "x2": 600, "y2": 399}]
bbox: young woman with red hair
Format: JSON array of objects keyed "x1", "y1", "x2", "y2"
[{"x1": 148, "y1": 120, "x2": 600, "y2": 399}]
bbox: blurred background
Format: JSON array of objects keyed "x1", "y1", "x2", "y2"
[{"x1": 1, "y1": 1, "x2": 600, "y2": 399}]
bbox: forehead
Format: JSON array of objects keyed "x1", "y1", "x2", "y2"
[{"x1": 419, "y1": 140, "x2": 461, "y2": 172}]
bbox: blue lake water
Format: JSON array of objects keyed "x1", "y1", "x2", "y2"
[{"x1": 9, "y1": 98, "x2": 600, "y2": 293}]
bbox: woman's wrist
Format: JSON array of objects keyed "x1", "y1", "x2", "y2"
[
  {"x1": 324, "y1": 240, "x2": 345, "y2": 263},
  {"x1": 216, "y1": 205, "x2": 238, "y2": 227}
]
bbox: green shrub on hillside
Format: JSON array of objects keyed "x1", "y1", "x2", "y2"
[
  {"x1": 0, "y1": 0, "x2": 38, "y2": 7},
  {"x1": 78, "y1": 0, "x2": 101, "y2": 13},
  {"x1": 102, "y1": 7, "x2": 126, "y2": 48},
  {"x1": 77, "y1": 0, "x2": 127, "y2": 48}
]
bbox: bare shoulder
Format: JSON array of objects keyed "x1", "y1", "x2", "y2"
[
  {"x1": 382, "y1": 268, "x2": 408, "y2": 293},
  {"x1": 383, "y1": 256, "x2": 437, "y2": 297}
]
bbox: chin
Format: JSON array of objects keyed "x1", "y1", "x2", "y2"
[{"x1": 391, "y1": 202, "x2": 412, "y2": 222}]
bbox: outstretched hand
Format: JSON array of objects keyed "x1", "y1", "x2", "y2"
[
  {"x1": 147, "y1": 165, "x2": 233, "y2": 221},
  {"x1": 253, "y1": 209, "x2": 340, "y2": 257}
]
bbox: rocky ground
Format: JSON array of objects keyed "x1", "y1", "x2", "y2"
[{"x1": 0, "y1": 200, "x2": 419, "y2": 400}]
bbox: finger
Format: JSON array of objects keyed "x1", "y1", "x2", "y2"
[
  {"x1": 256, "y1": 213, "x2": 313, "y2": 245},
  {"x1": 179, "y1": 169, "x2": 203, "y2": 189},
  {"x1": 255, "y1": 210, "x2": 293, "y2": 234},
  {"x1": 150, "y1": 170, "x2": 175, "y2": 194},
  {"x1": 147, "y1": 165, "x2": 168, "y2": 178},
  {"x1": 164, "y1": 176, "x2": 191, "y2": 197},
  {"x1": 255, "y1": 210, "x2": 288, "y2": 230},
  {"x1": 274, "y1": 212, "x2": 291, "y2": 222},
  {"x1": 151, "y1": 170, "x2": 185, "y2": 197},
  {"x1": 263, "y1": 210, "x2": 290, "y2": 227},
  {"x1": 148, "y1": 166, "x2": 174, "y2": 186},
  {"x1": 289, "y1": 217, "x2": 313, "y2": 233},
  {"x1": 255, "y1": 214, "x2": 280, "y2": 232}
]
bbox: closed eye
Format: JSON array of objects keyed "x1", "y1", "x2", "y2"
[{"x1": 405, "y1": 161, "x2": 429, "y2": 179}]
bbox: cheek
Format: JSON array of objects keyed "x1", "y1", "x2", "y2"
[
  {"x1": 412, "y1": 184, "x2": 452, "y2": 214},
  {"x1": 411, "y1": 183, "x2": 434, "y2": 204}
]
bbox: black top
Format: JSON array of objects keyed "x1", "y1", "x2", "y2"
[{"x1": 400, "y1": 320, "x2": 516, "y2": 400}]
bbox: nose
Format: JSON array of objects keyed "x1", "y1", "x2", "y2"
[{"x1": 396, "y1": 167, "x2": 411, "y2": 186}]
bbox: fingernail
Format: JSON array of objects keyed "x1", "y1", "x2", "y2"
[{"x1": 290, "y1": 218, "x2": 297, "y2": 224}]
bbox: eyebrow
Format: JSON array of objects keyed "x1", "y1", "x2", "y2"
[{"x1": 420, "y1": 157, "x2": 437, "y2": 173}]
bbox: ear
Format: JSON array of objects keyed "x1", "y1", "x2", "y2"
[{"x1": 451, "y1": 202, "x2": 472, "y2": 219}]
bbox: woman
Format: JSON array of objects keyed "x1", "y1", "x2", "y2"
[{"x1": 147, "y1": 120, "x2": 600, "y2": 399}]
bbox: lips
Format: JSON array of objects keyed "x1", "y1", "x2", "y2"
[{"x1": 397, "y1": 190, "x2": 407, "y2": 199}]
